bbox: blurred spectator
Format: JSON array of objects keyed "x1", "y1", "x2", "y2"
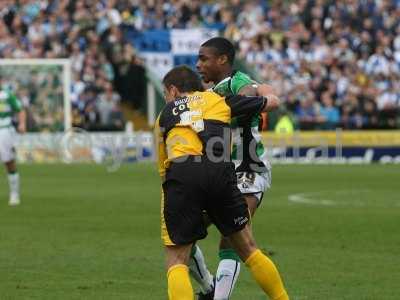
[
  {"x1": 275, "y1": 108, "x2": 295, "y2": 134},
  {"x1": 319, "y1": 92, "x2": 340, "y2": 130},
  {"x1": 111, "y1": 44, "x2": 146, "y2": 110},
  {"x1": 77, "y1": 86, "x2": 99, "y2": 131},
  {"x1": 362, "y1": 97, "x2": 379, "y2": 129},
  {"x1": 296, "y1": 95, "x2": 322, "y2": 130},
  {"x1": 97, "y1": 82, "x2": 123, "y2": 130}
]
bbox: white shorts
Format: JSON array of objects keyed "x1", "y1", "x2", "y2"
[
  {"x1": 0, "y1": 127, "x2": 17, "y2": 163},
  {"x1": 236, "y1": 169, "x2": 272, "y2": 205}
]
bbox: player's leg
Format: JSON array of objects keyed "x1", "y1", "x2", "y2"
[
  {"x1": 227, "y1": 225, "x2": 289, "y2": 300},
  {"x1": 214, "y1": 236, "x2": 241, "y2": 300},
  {"x1": 0, "y1": 128, "x2": 20, "y2": 205},
  {"x1": 188, "y1": 213, "x2": 214, "y2": 299},
  {"x1": 211, "y1": 165, "x2": 287, "y2": 299},
  {"x1": 188, "y1": 244, "x2": 214, "y2": 298},
  {"x1": 166, "y1": 244, "x2": 195, "y2": 300},
  {"x1": 5, "y1": 160, "x2": 20, "y2": 205},
  {"x1": 214, "y1": 174, "x2": 265, "y2": 300},
  {"x1": 162, "y1": 158, "x2": 210, "y2": 300}
]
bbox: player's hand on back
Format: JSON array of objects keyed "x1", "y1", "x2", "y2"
[
  {"x1": 256, "y1": 83, "x2": 275, "y2": 97},
  {"x1": 257, "y1": 84, "x2": 280, "y2": 112}
]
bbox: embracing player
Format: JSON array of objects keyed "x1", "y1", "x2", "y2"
[
  {"x1": 0, "y1": 78, "x2": 26, "y2": 205},
  {"x1": 189, "y1": 37, "x2": 277, "y2": 299}
]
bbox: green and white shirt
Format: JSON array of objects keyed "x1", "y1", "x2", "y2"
[
  {"x1": 0, "y1": 89, "x2": 22, "y2": 129},
  {"x1": 213, "y1": 71, "x2": 268, "y2": 173}
]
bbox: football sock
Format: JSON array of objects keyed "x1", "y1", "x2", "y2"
[
  {"x1": 214, "y1": 249, "x2": 241, "y2": 300},
  {"x1": 8, "y1": 172, "x2": 20, "y2": 197},
  {"x1": 188, "y1": 244, "x2": 214, "y2": 293},
  {"x1": 245, "y1": 249, "x2": 289, "y2": 300},
  {"x1": 167, "y1": 264, "x2": 194, "y2": 300}
]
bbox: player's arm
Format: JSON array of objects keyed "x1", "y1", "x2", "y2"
[
  {"x1": 9, "y1": 92, "x2": 26, "y2": 133},
  {"x1": 256, "y1": 84, "x2": 280, "y2": 112},
  {"x1": 154, "y1": 116, "x2": 167, "y2": 182},
  {"x1": 237, "y1": 84, "x2": 258, "y2": 96},
  {"x1": 17, "y1": 110, "x2": 27, "y2": 133},
  {"x1": 225, "y1": 84, "x2": 280, "y2": 117},
  {"x1": 238, "y1": 83, "x2": 280, "y2": 112},
  {"x1": 225, "y1": 94, "x2": 276, "y2": 120}
]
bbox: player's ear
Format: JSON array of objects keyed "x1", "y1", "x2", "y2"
[
  {"x1": 164, "y1": 85, "x2": 177, "y2": 102},
  {"x1": 170, "y1": 85, "x2": 181, "y2": 99},
  {"x1": 217, "y1": 54, "x2": 228, "y2": 65}
]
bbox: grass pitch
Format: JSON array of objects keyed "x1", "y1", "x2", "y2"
[{"x1": 0, "y1": 163, "x2": 399, "y2": 299}]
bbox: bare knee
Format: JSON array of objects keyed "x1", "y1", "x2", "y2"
[{"x1": 165, "y1": 244, "x2": 193, "y2": 270}]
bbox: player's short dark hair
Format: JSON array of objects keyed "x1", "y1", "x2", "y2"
[
  {"x1": 163, "y1": 65, "x2": 204, "y2": 93},
  {"x1": 201, "y1": 37, "x2": 235, "y2": 65}
]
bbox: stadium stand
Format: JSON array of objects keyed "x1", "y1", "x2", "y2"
[
  {"x1": 0, "y1": 0, "x2": 399, "y2": 130},
  {"x1": 0, "y1": 0, "x2": 145, "y2": 131}
]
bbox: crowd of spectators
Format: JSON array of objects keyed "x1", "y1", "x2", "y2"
[
  {"x1": 230, "y1": 0, "x2": 400, "y2": 130},
  {"x1": 128, "y1": 0, "x2": 400, "y2": 130},
  {"x1": 0, "y1": 0, "x2": 146, "y2": 131},
  {"x1": 1, "y1": 0, "x2": 400, "y2": 130}
]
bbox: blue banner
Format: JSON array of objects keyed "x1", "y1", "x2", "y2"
[{"x1": 128, "y1": 28, "x2": 218, "y2": 78}]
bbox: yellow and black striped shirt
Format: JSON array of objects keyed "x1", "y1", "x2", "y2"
[{"x1": 155, "y1": 91, "x2": 265, "y2": 177}]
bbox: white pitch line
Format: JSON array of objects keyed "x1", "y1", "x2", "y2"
[
  {"x1": 288, "y1": 190, "x2": 400, "y2": 208},
  {"x1": 288, "y1": 192, "x2": 336, "y2": 206}
]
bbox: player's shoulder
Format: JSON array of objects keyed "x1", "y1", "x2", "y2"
[
  {"x1": 199, "y1": 91, "x2": 227, "y2": 110},
  {"x1": 232, "y1": 71, "x2": 254, "y2": 84},
  {"x1": 230, "y1": 71, "x2": 256, "y2": 95},
  {"x1": 200, "y1": 90, "x2": 224, "y2": 101}
]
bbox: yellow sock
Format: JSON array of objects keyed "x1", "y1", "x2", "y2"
[
  {"x1": 167, "y1": 264, "x2": 194, "y2": 300},
  {"x1": 245, "y1": 249, "x2": 289, "y2": 300}
]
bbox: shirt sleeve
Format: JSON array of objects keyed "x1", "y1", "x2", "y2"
[
  {"x1": 225, "y1": 95, "x2": 266, "y2": 118},
  {"x1": 154, "y1": 115, "x2": 167, "y2": 178},
  {"x1": 8, "y1": 92, "x2": 22, "y2": 112},
  {"x1": 231, "y1": 73, "x2": 256, "y2": 95}
]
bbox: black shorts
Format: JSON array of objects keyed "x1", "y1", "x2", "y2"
[{"x1": 161, "y1": 156, "x2": 249, "y2": 246}]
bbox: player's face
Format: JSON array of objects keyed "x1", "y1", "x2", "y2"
[{"x1": 197, "y1": 46, "x2": 221, "y2": 84}]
